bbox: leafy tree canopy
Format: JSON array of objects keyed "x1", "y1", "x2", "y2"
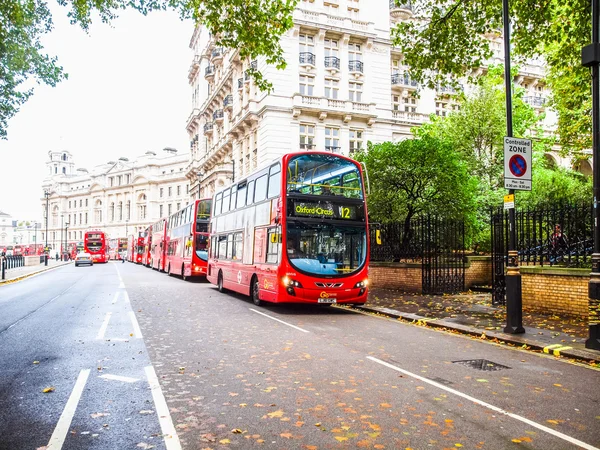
[
  {"x1": 392, "y1": 0, "x2": 592, "y2": 153},
  {"x1": 0, "y1": 0, "x2": 297, "y2": 139}
]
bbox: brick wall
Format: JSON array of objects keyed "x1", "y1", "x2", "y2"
[
  {"x1": 521, "y1": 267, "x2": 589, "y2": 318},
  {"x1": 370, "y1": 256, "x2": 492, "y2": 292}
]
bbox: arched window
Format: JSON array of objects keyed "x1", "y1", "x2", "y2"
[
  {"x1": 110, "y1": 202, "x2": 115, "y2": 222},
  {"x1": 118, "y1": 202, "x2": 123, "y2": 221},
  {"x1": 126, "y1": 200, "x2": 131, "y2": 220},
  {"x1": 62, "y1": 153, "x2": 67, "y2": 161},
  {"x1": 62, "y1": 167, "x2": 66, "y2": 174}
]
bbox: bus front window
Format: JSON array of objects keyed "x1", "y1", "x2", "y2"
[
  {"x1": 286, "y1": 222, "x2": 366, "y2": 276},
  {"x1": 196, "y1": 234, "x2": 209, "y2": 261}
]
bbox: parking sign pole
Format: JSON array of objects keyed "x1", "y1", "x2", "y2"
[{"x1": 502, "y1": 0, "x2": 524, "y2": 334}]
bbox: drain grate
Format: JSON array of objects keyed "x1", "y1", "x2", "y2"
[{"x1": 452, "y1": 359, "x2": 511, "y2": 371}]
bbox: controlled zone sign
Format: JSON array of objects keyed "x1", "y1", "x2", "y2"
[{"x1": 504, "y1": 137, "x2": 532, "y2": 191}]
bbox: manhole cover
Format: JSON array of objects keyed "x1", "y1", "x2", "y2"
[{"x1": 452, "y1": 359, "x2": 511, "y2": 371}]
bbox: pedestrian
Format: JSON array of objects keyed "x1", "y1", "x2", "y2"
[{"x1": 55, "y1": 252, "x2": 59, "y2": 260}]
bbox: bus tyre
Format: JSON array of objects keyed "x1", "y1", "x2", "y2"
[
  {"x1": 251, "y1": 276, "x2": 263, "y2": 307},
  {"x1": 217, "y1": 271, "x2": 225, "y2": 293},
  {"x1": 182, "y1": 265, "x2": 187, "y2": 281},
  {"x1": 167, "y1": 264, "x2": 172, "y2": 276}
]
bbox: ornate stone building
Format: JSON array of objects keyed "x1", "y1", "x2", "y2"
[
  {"x1": 184, "y1": 0, "x2": 563, "y2": 198},
  {"x1": 40, "y1": 148, "x2": 190, "y2": 251}
]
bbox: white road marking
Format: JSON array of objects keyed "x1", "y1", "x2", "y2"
[
  {"x1": 105, "y1": 338, "x2": 129, "y2": 342},
  {"x1": 145, "y1": 365, "x2": 182, "y2": 450},
  {"x1": 99, "y1": 374, "x2": 139, "y2": 383},
  {"x1": 96, "y1": 312, "x2": 112, "y2": 340},
  {"x1": 111, "y1": 292, "x2": 120, "y2": 304},
  {"x1": 128, "y1": 311, "x2": 143, "y2": 338},
  {"x1": 119, "y1": 282, "x2": 125, "y2": 289},
  {"x1": 249, "y1": 308, "x2": 310, "y2": 333},
  {"x1": 367, "y1": 356, "x2": 600, "y2": 450},
  {"x1": 46, "y1": 369, "x2": 90, "y2": 450},
  {"x1": 122, "y1": 291, "x2": 130, "y2": 304}
]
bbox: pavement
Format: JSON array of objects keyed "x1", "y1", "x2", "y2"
[
  {"x1": 362, "y1": 288, "x2": 600, "y2": 364},
  {"x1": 0, "y1": 258, "x2": 71, "y2": 285}
]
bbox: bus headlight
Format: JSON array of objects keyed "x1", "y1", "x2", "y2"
[
  {"x1": 354, "y1": 279, "x2": 369, "y2": 289},
  {"x1": 282, "y1": 277, "x2": 302, "y2": 288}
]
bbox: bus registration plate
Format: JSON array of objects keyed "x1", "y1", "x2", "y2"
[{"x1": 318, "y1": 298, "x2": 337, "y2": 304}]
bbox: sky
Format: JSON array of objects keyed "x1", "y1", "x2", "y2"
[{"x1": 0, "y1": 4, "x2": 194, "y2": 221}]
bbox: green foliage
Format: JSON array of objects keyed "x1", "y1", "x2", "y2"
[
  {"x1": 518, "y1": 165, "x2": 592, "y2": 208},
  {"x1": 392, "y1": 0, "x2": 592, "y2": 155},
  {"x1": 354, "y1": 137, "x2": 477, "y2": 224},
  {"x1": 0, "y1": 0, "x2": 298, "y2": 139}
]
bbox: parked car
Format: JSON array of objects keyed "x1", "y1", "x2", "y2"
[{"x1": 75, "y1": 252, "x2": 93, "y2": 267}]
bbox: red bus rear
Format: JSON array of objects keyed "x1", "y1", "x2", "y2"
[
  {"x1": 142, "y1": 226, "x2": 152, "y2": 266},
  {"x1": 207, "y1": 152, "x2": 369, "y2": 306},
  {"x1": 84, "y1": 231, "x2": 108, "y2": 263},
  {"x1": 164, "y1": 199, "x2": 212, "y2": 280},
  {"x1": 151, "y1": 218, "x2": 167, "y2": 271}
]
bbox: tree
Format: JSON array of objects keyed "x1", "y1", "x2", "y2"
[
  {"x1": 392, "y1": 0, "x2": 592, "y2": 154},
  {"x1": 0, "y1": 0, "x2": 297, "y2": 139},
  {"x1": 353, "y1": 137, "x2": 477, "y2": 244}
]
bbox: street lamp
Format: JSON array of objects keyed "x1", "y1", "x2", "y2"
[
  {"x1": 65, "y1": 222, "x2": 70, "y2": 259},
  {"x1": 44, "y1": 191, "x2": 49, "y2": 265},
  {"x1": 197, "y1": 171, "x2": 205, "y2": 199},
  {"x1": 60, "y1": 214, "x2": 64, "y2": 259}
]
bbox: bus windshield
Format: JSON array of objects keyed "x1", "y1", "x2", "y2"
[
  {"x1": 87, "y1": 239, "x2": 103, "y2": 252},
  {"x1": 286, "y1": 222, "x2": 367, "y2": 276},
  {"x1": 287, "y1": 154, "x2": 363, "y2": 199},
  {"x1": 195, "y1": 234, "x2": 208, "y2": 261}
]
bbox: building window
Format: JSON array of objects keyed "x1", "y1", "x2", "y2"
[
  {"x1": 73, "y1": 214, "x2": 76, "y2": 225},
  {"x1": 177, "y1": 202, "x2": 181, "y2": 211},
  {"x1": 349, "y1": 42, "x2": 362, "y2": 63},
  {"x1": 325, "y1": 127, "x2": 340, "y2": 152},
  {"x1": 68, "y1": 201, "x2": 71, "y2": 209},
  {"x1": 79, "y1": 213, "x2": 82, "y2": 224},
  {"x1": 62, "y1": 167, "x2": 66, "y2": 174},
  {"x1": 299, "y1": 74, "x2": 314, "y2": 96},
  {"x1": 85, "y1": 213, "x2": 88, "y2": 224},
  {"x1": 79, "y1": 231, "x2": 82, "y2": 239},
  {"x1": 168, "y1": 204, "x2": 172, "y2": 216},
  {"x1": 85, "y1": 199, "x2": 88, "y2": 207},
  {"x1": 126, "y1": 201, "x2": 131, "y2": 220},
  {"x1": 325, "y1": 38, "x2": 339, "y2": 59},
  {"x1": 160, "y1": 188, "x2": 164, "y2": 198},
  {"x1": 300, "y1": 124, "x2": 315, "y2": 150},
  {"x1": 110, "y1": 203, "x2": 115, "y2": 222},
  {"x1": 349, "y1": 129, "x2": 364, "y2": 154},
  {"x1": 349, "y1": 81, "x2": 362, "y2": 102},
  {"x1": 117, "y1": 175, "x2": 122, "y2": 186},
  {"x1": 186, "y1": 185, "x2": 189, "y2": 194},
  {"x1": 79, "y1": 199, "x2": 82, "y2": 207},
  {"x1": 347, "y1": 0, "x2": 360, "y2": 18},
  {"x1": 324, "y1": 1, "x2": 339, "y2": 15},
  {"x1": 109, "y1": 177, "x2": 114, "y2": 187},
  {"x1": 324, "y1": 78, "x2": 339, "y2": 99},
  {"x1": 299, "y1": 33, "x2": 314, "y2": 55},
  {"x1": 159, "y1": 205, "x2": 163, "y2": 217},
  {"x1": 392, "y1": 95, "x2": 401, "y2": 111},
  {"x1": 125, "y1": 174, "x2": 130, "y2": 184},
  {"x1": 168, "y1": 186, "x2": 172, "y2": 197},
  {"x1": 118, "y1": 202, "x2": 123, "y2": 221},
  {"x1": 404, "y1": 96, "x2": 417, "y2": 113},
  {"x1": 177, "y1": 185, "x2": 181, "y2": 196}
]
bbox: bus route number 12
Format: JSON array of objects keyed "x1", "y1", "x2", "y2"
[{"x1": 341, "y1": 207, "x2": 351, "y2": 219}]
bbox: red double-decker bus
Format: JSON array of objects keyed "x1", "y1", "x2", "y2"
[
  {"x1": 133, "y1": 236, "x2": 144, "y2": 264},
  {"x1": 164, "y1": 198, "x2": 212, "y2": 280},
  {"x1": 207, "y1": 152, "x2": 369, "y2": 306},
  {"x1": 150, "y1": 218, "x2": 167, "y2": 271},
  {"x1": 84, "y1": 231, "x2": 108, "y2": 263},
  {"x1": 141, "y1": 226, "x2": 152, "y2": 267}
]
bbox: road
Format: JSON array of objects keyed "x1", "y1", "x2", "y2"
[{"x1": 0, "y1": 262, "x2": 599, "y2": 449}]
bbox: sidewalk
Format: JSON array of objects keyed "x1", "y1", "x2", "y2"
[
  {"x1": 0, "y1": 259, "x2": 71, "y2": 285},
  {"x1": 362, "y1": 288, "x2": 600, "y2": 363}
]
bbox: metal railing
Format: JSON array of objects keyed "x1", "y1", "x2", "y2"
[
  {"x1": 325, "y1": 56, "x2": 340, "y2": 69},
  {"x1": 523, "y1": 96, "x2": 546, "y2": 107},
  {"x1": 205, "y1": 65, "x2": 215, "y2": 77},
  {"x1": 213, "y1": 109, "x2": 224, "y2": 120},
  {"x1": 1, "y1": 255, "x2": 26, "y2": 280},
  {"x1": 238, "y1": 78, "x2": 243, "y2": 89},
  {"x1": 223, "y1": 94, "x2": 233, "y2": 108},
  {"x1": 348, "y1": 60, "x2": 364, "y2": 73},
  {"x1": 299, "y1": 52, "x2": 316, "y2": 66},
  {"x1": 211, "y1": 47, "x2": 223, "y2": 59},
  {"x1": 391, "y1": 73, "x2": 418, "y2": 87},
  {"x1": 204, "y1": 123, "x2": 214, "y2": 133}
]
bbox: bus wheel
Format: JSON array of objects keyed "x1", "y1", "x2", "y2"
[
  {"x1": 167, "y1": 264, "x2": 172, "y2": 276},
  {"x1": 217, "y1": 271, "x2": 225, "y2": 293},
  {"x1": 182, "y1": 265, "x2": 187, "y2": 281},
  {"x1": 251, "y1": 276, "x2": 263, "y2": 307}
]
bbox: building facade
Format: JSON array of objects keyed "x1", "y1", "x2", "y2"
[
  {"x1": 185, "y1": 0, "x2": 562, "y2": 198},
  {"x1": 0, "y1": 211, "x2": 14, "y2": 247},
  {"x1": 40, "y1": 149, "x2": 191, "y2": 251}
]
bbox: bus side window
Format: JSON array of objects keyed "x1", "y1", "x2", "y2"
[
  {"x1": 237, "y1": 185, "x2": 246, "y2": 209},
  {"x1": 218, "y1": 235, "x2": 227, "y2": 259},
  {"x1": 231, "y1": 185, "x2": 237, "y2": 211},
  {"x1": 267, "y1": 164, "x2": 281, "y2": 198},
  {"x1": 247, "y1": 180, "x2": 255, "y2": 205},
  {"x1": 215, "y1": 193, "x2": 223, "y2": 216},
  {"x1": 222, "y1": 188, "x2": 231, "y2": 214},
  {"x1": 266, "y1": 228, "x2": 281, "y2": 263},
  {"x1": 255, "y1": 174, "x2": 268, "y2": 202},
  {"x1": 226, "y1": 234, "x2": 234, "y2": 260},
  {"x1": 233, "y1": 232, "x2": 243, "y2": 260}
]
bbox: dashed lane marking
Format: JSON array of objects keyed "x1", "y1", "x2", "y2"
[
  {"x1": 368, "y1": 356, "x2": 599, "y2": 450},
  {"x1": 128, "y1": 311, "x2": 143, "y2": 338},
  {"x1": 99, "y1": 374, "x2": 139, "y2": 383},
  {"x1": 249, "y1": 308, "x2": 310, "y2": 333},
  {"x1": 96, "y1": 312, "x2": 112, "y2": 340},
  {"x1": 46, "y1": 369, "x2": 90, "y2": 450},
  {"x1": 112, "y1": 292, "x2": 120, "y2": 304},
  {"x1": 145, "y1": 366, "x2": 182, "y2": 450}
]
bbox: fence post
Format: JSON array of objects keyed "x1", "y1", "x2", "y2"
[{"x1": 1, "y1": 258, "x2": 5, "y2": 280}]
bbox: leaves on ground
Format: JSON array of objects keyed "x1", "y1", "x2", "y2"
[{"x1": 42, "y1": 387, "x2": 55, "y2": 393}]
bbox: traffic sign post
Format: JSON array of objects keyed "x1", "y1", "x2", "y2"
[{"x1": 504, "y1": 137, "x2": 532, "y2": 191}]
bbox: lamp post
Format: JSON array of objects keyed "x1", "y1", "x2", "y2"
[
  {"x1": 60, "y1": 214, "x2": 64, "y2": 260},
  {"x1": 582, "y1": 0, "x2": 600, "y2": 349},
  {"x1": 44, "y1": 191, "x2": 49, "y2": 265},
  {"x1": 65, "y1": 222, "x2": 70, "y2": 260}
]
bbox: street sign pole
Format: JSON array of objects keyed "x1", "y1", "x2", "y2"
[
  {"x1": 502, "y1": 0, "x2": 525, "y2": 334},
  {"x1": 582, "y1": 0, "x2": 600, "y2": 349}
]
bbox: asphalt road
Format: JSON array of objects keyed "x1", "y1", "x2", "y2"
[{"x1": 1, "y1": 261, "x2": 599, "y2": 449}]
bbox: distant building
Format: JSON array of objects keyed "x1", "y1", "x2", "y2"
[
  {"x1": 40, "y1": 149, "x2": 190, "y2": 251},
  {"x1": 0, "y1": 210, "x2": 14, "y2": 247}
]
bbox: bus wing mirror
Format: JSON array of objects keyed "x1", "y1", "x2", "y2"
[
  {"x1": 376, "y1": 229, "x2": 382, "y2": 245},
  {"x1": 360, "y1": 161, "x2": 370, "y2": 195}
]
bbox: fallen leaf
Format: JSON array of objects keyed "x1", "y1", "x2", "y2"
[
  {"x1": 335, "y1": 436, "x2": 349, "y2": 442},
  {"x1": 219, "y1": 439, "x2": 230, "y2": 444},
  {"x1": 380, "y1": 403, "x2": 392, "y2": 408},
  {"x1": 42, "y1": 387, "x2": 55, "y2": 393},
  {"x1": 137, "y1": 444, "x2": 155, "y2": 449},
  {"x1": 280, "y1": 432, "x2": 293, "y2": 439},
  {"x1": 90, "y1": 413, "x2": 110, "y2": 419},
  {"x1": 547, "y1": 420, "x2": 559, "y2": 425},
  {"x1": 139, "y1": 410, "x2": 154, "y2": 415},
  {"x1": 33, "y1": 361, "x2": 39, "y2": 364},
  {"x1": 512, "y1": 439, "x2": 522, "y2": 443},
  {"x1": 267, "y1": 410, "x2": 284, "y2": 418}
]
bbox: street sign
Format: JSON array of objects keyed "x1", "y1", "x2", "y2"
[
  {"x1": 503, "y1": 194, "x2": 515, "y2": 210},
  {"x1": 504, "y1": 137, "x2": 532, "y2": 191}
]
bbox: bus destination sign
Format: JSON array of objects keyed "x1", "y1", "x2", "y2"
[{"x1": 291, "y1": 201, "x2": 360, "y2": 220}]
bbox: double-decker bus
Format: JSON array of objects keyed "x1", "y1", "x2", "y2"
[
  {"x1": 84, "y1": 231, "x2": 108, "y2": 263},
  {"x1": 132, "y1": 235, "x2": 144, "y2": 264},
  {"x1": 207, "y1": 152, "x2": 369, "y2": 306},
  {"x1": 150, "y1": 218, "x2": 167, "y2": 271},
  {"x1": 165, "y1": 198, "x2": 212, "y2": 280},
  {"x1": 141, "y1": 226, "x2": 152, "y2": 267}
]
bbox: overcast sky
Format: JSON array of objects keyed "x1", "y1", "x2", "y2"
[{"x1": 0, "y1": 5, "x2": 194, "y2": 221}]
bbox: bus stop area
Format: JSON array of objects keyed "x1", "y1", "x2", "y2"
[
  {"x1": 0, "y1": 258, "x2": 71, "y2": 285},
  {"x1": 362, "y1": 288, "x2": 600, "y2": 363}
]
